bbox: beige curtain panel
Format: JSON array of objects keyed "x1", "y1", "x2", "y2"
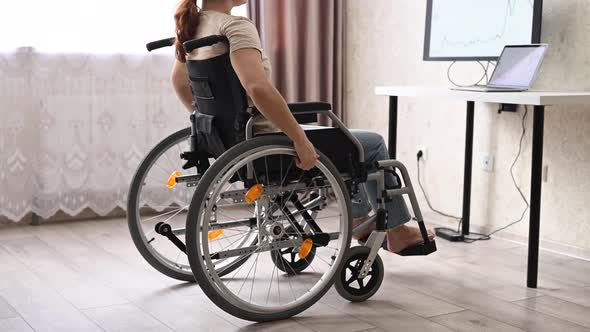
[{"x1": 248, "y1": 0, "x2": 346, "y2": 123}]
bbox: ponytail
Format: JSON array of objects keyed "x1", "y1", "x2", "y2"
[{"x1": 174, "y1": 0, "x2": 200, "y2": 63}]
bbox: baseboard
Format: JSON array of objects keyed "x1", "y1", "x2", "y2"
[
  {"x1": 0, "y1": 208, "x2": 127, "y2": 226},
  {"x1": 423, "y1": 211, "x2": 590, "y2": 262}
]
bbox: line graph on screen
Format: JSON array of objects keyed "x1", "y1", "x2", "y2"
[{"x1": 428, "y1": 0, "x2": 536, "y2": 58}]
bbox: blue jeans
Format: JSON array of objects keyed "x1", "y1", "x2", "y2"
[{"x1": 350, "y1": 130, "x2": 411, "y2": 229}]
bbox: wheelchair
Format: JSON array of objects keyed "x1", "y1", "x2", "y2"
[{"x1": 128, "y1": 35, "x2": 437, "y2": 322}]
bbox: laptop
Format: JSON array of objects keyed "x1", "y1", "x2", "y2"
[{"x1": 453, "y1": 44, "x2": 548, "y2": 92}]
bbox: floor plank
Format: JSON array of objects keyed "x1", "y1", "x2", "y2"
[
  {"x1": 293, "y1": 301, "x2": 376, "y2": 332},
  {"x1": 318, "y1": 298, "x2": 455, "y2": 332},
  {"x1": 1, "y1": 217, "x2": 589, "y2": 332},
  {"x1": 384, "y1": 251, "x2": 543, "y2": 303},
  {"x1": 514, "y1": 296, "x2": 590, "y2": 328},
  {"x1": 133, "y1": 292, "x2": 242, "y2": 332},
  {"x1": 542, "y1": 287, "x2": 590, "y2": 307},
  {"x1": 0, "y1": 317, "x2": 35, "y2": 332},
  {"x1": 1, "y1": 236, "x2": 129, "y2": 309},
  {"x1": 0, "y1": 226, "x2": 33, "y2": 241},
  {"x1": 430, "y1": 310, "x2": 526, "y2": 332},
  {"x1": 385, "y1": 266, "x2": 590, "y2": 332},
  {"x1": 0, "y1": 270, "x2": 102, "y2": 332},
  {"x1": 505, "y1": 246, "x2": 590, "y2": 288},
  {"x1": 239, "y1": 319, "x2": 317, "y2": 332},
  {"x1": 374, "y1": 282, "x2": 466, "y2": 318},
  {"x1": 83, "y1": 303, "x2": 173, "y2": 332},
  {"x1": 27, "y1": 221, "x2": 197, "y2": 301},
  {"x1": 0, "y1": 243, "x2": 27, "y2": 273},
  {"x1": 320, "y1": 283, "x2": 464, "y2": 319},
  {"x1": 0, "y1": 295, "x2": 18, "y2": 319},
  {"x1": 443, "y1": 252, "x2": 568, "y2": 294}
]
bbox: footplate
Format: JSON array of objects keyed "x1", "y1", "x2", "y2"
[{"x1": 396, "y1": 240, "x2": 437, "y2": 256}]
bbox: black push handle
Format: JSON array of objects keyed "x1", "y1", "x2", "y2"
[
  {"x1": 146, "y1": 37, "x2": 176, "y2": 52},
  {"x1": 183, "y1": 35, "x2": 229, "y2": 53}
]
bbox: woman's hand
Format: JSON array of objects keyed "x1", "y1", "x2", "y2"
[{"x1": 293, "y1": 137, "x2": 319, "y2": 170}]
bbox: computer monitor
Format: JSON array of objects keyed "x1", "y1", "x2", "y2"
[{"x1": 423, "y1": 0, "x2": 543, "y2": 61}]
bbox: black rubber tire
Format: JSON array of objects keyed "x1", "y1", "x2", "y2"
[
  {"x1": 128, "y1": 127, "x2": 255, "y2": 282},
  {"x1": 127, "y1": 128, "x2": 195, "y2": 282},
  {"x1": 335, "y1": 246, "x2": 384, "y2": 302},
  {"x1": 186, "y1": 135, "x2": 352, "y2": 322}
]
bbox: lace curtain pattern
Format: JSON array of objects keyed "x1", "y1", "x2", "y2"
[{"x1": 0, "y1": 48, "x2": 186, "y2": 222}]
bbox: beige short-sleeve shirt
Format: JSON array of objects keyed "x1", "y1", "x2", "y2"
[
  {"x1": 187, "y1": 10, "x2": 274, "y2": 131},
  {"x1": 187, "y1": 10, "x2": 272, "y2": 81}
]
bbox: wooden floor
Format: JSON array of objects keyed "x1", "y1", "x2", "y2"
[{"x1": 1, "y1": 218, "x2": 589, "y2": 332}]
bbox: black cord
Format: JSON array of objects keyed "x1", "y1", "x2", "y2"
[
  {"x1": 416, "y1": 105, "x2": 530, "y2": 243},
  {"x1": 416, "y1": 156, "x2": 463, "y2": 231},
  {"x1": 447, "y1": 61, "x2": 494, "y2": 88},
  {"x1": 485, "y1": 61, "x2": 497, "y2": 84},
  {"x1": 461, "y1": 106, "x2": 530, "y2": 242}
]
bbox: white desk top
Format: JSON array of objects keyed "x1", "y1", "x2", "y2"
[{"x1": 375, "y1": 86, "x2": 590, "y2": 106}]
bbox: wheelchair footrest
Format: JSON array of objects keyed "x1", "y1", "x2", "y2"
[{"x1": 396, "y1": 240, "x2": 437, "y2": 256}]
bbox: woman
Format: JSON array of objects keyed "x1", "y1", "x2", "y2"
[{"x1": 170, "y1": 0, "x2": 433, "y2": 253}]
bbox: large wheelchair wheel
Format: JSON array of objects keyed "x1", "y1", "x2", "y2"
[
  {"x1": 186, "y1": 135, "x2": 352, "y2": 321},
  {"x1": 127, "y1": 128, "x2": 256, "y2": 281}
]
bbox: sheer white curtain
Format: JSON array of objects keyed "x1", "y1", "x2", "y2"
[
  {"x1": 0, "y1": 1, "x2": 247, "y2": 53},
  {"x1": 0, "y1": 1, "x2": 247, "y2": 222}
]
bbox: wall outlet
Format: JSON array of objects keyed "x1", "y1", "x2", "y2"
[
  {"x1": 417, "y1": 146, "x2": 427, "y2": 161},
  {"x1": 482, "y1": 154, "x2": 494, "y2": 172}
]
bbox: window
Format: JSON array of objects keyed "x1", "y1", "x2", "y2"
[{"x1": 0, "y1": 1, "x2": 248, "y2": 53}]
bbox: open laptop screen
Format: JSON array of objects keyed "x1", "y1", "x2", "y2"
[{"x1": 488, "y1": 45, "x2": 548, "y2": 89}]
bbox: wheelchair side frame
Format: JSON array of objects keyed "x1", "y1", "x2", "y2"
[{"x1": 246, "y1": 109, "x2": 436, "y2": 269}]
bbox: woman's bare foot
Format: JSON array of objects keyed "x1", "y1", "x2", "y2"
[
  {"x1": 351, "y1": 215, "x2": 375, "y2": 240},
  {"x1": 387, "y1": 225, "x2": 435, "y2": 253}
]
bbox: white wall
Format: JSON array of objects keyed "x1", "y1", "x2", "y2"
[{"x1": 345, "y1": 0, "x2": 590, "y2": 253}]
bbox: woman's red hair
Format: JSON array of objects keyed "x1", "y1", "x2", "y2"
[{"x1": 174, "y1": 0, "x2": 200, "y2": 62}]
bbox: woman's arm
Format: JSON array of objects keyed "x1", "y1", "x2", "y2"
[
  {"x1": 231, "y1": 48, "x2": 318, "y2": 170},
  {"x1": 171, "y1": 60, "x2": 194, "y2": 113}
]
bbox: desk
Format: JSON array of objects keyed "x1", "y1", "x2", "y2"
[{"x1": 375, "y1": 86, "x2": 590, "y2": 288}]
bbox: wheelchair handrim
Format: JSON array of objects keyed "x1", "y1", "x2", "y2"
[
  {"x1": 132, "y1": 132, "x2": 193, "y2": 274},
  {"x1": 195, "y1": 146, "x2": 350, "y2": 314},
  {"x1": 132, "y1": 132, "x2": 257, "y2": 276}
]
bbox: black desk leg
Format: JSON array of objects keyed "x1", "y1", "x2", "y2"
[
  {"x1": 462, "y1": 101, "x2": 475, "y2": 235},
  {"x1": 528, "y1": 105, "x2": 545, "y2": 288},
  {"x1": 388, "y1": 96, "x2": 398, "y2": 159}
]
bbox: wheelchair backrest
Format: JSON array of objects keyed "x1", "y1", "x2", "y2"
[{"x1": 184, "y1": 36, "x2": 250, "y2": 149}]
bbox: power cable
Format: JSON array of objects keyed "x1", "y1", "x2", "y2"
[
  {"x1": 446, "y1": 61, "x2": 496, "y2": 87},
  {"x1": 416, "y1": 106, "x2": 530, "y2": 243}
]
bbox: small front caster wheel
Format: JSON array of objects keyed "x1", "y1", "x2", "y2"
[{"x1": 335, "y1": 246, "x2": 384, "y2": 302}]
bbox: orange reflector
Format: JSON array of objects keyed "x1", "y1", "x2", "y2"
[
  {"x1": 298, "y1": 239, "x2": 314, "y2": 259},
  {"x1": 244, "y1": 184, "x2": 264, "y2": 203},
  {"x1": 208, "y1": 229, "x2": 225, "y2": 241},
  {"x1": 166, "y1": 171, "x2": 181, "y2": 189}
]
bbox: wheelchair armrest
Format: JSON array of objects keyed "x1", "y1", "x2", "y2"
[
  {"x1": 248, "y1": 102, "x2": 332, "y2": 124},
  {"x1": 288, "y1": 102, "x2": 332, "y2": 113}
]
